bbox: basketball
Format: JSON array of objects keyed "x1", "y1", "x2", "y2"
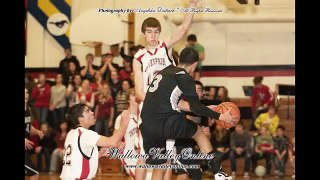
[
  {"x1": 255, "y1": 165, "x2": 266, "y2": 177},
  {"x1": 214, "y1": 102, "x2": 240, "y2": 129}
]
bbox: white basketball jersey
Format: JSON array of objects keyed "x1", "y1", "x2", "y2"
[
  {"x1": 60, "y1": 127, "x2": 100, "y2": 180},
  {"x1": 134, "y1": 41, "x2": 174, "y2": 93},
  {"x1": 114, "y1": 112, "x2": 139, "y2": 179}
]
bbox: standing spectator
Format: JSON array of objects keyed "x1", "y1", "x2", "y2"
[
  {"x1": 254, "y1": 105, "x2": 280, "y2": 136},
  {"x1": 273, "y1": 125, "x2": 289, "y2": 177},
  {"x1": 109, "y1": 71, "x2": 122, "y2": 99},
  {"x1": 32, "y1": 73, "x2": 51, "y2": 124},
  {"x1": 35, "y1": 123, "x2": 56, "y2": 172},
  {"x1": 66, "y1": 74, "x2": 82, "y2": 109},
  {"x1": 25, "y1": 72, "x2": 36, "y2": 105},
  {"x1": 118, "y1": 57, "x2": 133, "y2": 81},
  {"x1": 114, "y1": 79, "x2": 132, "y2": 121},
  {"x1": 50, "y1": 121, "x2": 69, "y2": 174},
  {"x1": 58, "y1": 47, "x2": 80, "y2": 80},
  {"x1": 252, "y1": 126, "x2": 274, "y2": 175},
  {"x1": 99, "y1": 51, "x2": 120, "y2": 82},
  {"x1": 80, "y1": 53, "x2": 99, "y2": 82},
  {"x1": 186, "y1": 34, "x2": 205, "y2": 80},
  {"x1": 217, "y1": 87, "x2": 231, "y2": 102},
  {"x1": 49, "y1": 74, "x2": 67, "y2": 130},
  {"x1": 229, "y1": 123, "x2": 252, "y2": 178},
  {"x1": 74, "y1": 79, "x2": 95, "y2": 108},
  {"x1": 94, "y1": 83, "x2": 114, "y2": 136},
  {"x1": 251, "y1": 76, "x2": 274, "y2": 121},
  {"x1": 62, "y1": 61, "x2": 80, "y2": 87}
]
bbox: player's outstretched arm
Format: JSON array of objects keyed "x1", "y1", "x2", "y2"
[
  {"x1": 96, "y1": 110, "x2": 129, "y2": 148},
  {"x1": 133, "y1": 59, "x2": 145, "y2": 101},
  {"x1": 165, "y1": 0, "x2": 197, "y2": 49}
]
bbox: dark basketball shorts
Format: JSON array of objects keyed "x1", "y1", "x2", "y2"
[
  {"x1": 25, "y1": 150, "x2": 39, "y2": 176},
  {"x1": 140, "y1": 113, "x2": 198, "y2": 165}
]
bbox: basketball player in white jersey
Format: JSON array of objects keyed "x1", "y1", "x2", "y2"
[
  {"x1": 133, "y1": 1, "x2": 198, "y2": 179},
  {"x1": 113, "y1": 88, "x2": 140, "y2": 179},
  {"x1": 60, "y1": 104, "x2": 128, "y2": 180}
]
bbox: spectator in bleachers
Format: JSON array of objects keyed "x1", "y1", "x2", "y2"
[
  {"x1": 49, "y1": 121, "x2": 69, "y2": 174},
  {"x1": 229, "y1": 123, "x2": 252, "y2": 178},
  {"x1": 186, "y1": 34, "x2": 205, "y2": 80},
  {"x1": 62, "y1": 61, "x2": 80, "y2": 86},
  {"x1": 66, "y1": 74, "x2": 82, "y2": 109},
  {"x1": 252, "y1": 126, "x2": 274, "y2": 175},
  {"x1": 119, "y1": 43, "x2": 143, "y2": 61},
  {"x1": 74, "y1": 79, "x2": 95, "y2": 108},
  {"x1": 99, "y1": 51, "x2": 120, "y2": 82},
  {"x1": 80, "y1": 53, "x2": 99, "y2": 82},
  {"x1": 58, "y1": 48, "x2": 80, "y2": 83},
  {"x1": 211, "y1": 123, "x2": 230, "y2": 164},
  {"x1": 35, "y1": 123, "x2": 56, "y2": 172},
  {"x1": 251, "y1": 76, "x2": 274, "y2": 122},
  {"x1": 114, "y1": 79, "x2": 132, "y2": 123},
  {"x1": 254, "y1": 105, "x2": 280, "y2": 136},
  {"x1": 273, "y1": 125, "x2": 289, "y2": 177},
  {"x1": 49, "y1": 74, "x2": 67, "y2": 130},
  {"x1": 25, "y1": 72, "x2": 36, "y2": 105},
  {"x1": 206, "y1": 87, "x2": 216, "y2": 100},
  {"x1": 217, "y1": 87, "x2": 231, "y2": 102},
  {"x1": 91, "y1": 71, "x2": 105, "y2": 100},
  {"x1": 94, "y1": 83, "x2": 114, "y2": 137},
  {"x1": 32, "y1": 73, "x2": 51, "y2": 124},
  {"x1": 109, "y1": 70, "x2": 122, "y2": 99},
  {"x1": 119, "y1": 57, "x2": 133, "y2": 81},
  {"x1": 288, "y1": 136, "x2": 295, "y2": 178}
]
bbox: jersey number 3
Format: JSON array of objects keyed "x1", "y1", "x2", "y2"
[{"x1": 148, "y1": 74, "x2": 162, "y2": 92}]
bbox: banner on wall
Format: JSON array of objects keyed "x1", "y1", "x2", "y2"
[{"x1": 27, "y1": 0, "x2": 71, "y2": 48}]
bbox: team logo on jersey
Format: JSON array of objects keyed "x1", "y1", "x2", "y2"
[{"x1": 47, "y1": 13, "x2": 69, "y2": 36}]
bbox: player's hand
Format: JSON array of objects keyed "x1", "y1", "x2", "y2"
[
  {"x1": 117, "y1": 142, "x2": 126, "y2": 150},
  {"x1": 219, "y1": 107, "x2": 234, "y2": 123},
  {"x1": 37, "y1": 130, "x2": 44, "y2": 139},
  {"x1": 25, "y1": 138, "x2": 34, "y2": 150},
  {"x1": 202, "y1": 126, "x2": 210, "y2": 134}
]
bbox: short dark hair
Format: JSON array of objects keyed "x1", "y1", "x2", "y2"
[
  {"x1": 141, "y1": 17, "x2": 161, "y2": 33},
  {"x1": 277, "y1": 125, "x2": 285, "y2": 131},
  {"x1": 187, "y1": 34, "x2": 197, "y2": 42},
  {"x1": 68, "y1": 104, "x2": 86, "y2": 128},
  {"x1": 253, "y1": 76, "x2": 263, "y2": 85},
  {"x1": 179, "y1": 47, "x2": 199, "y2": 65},
  {"x1": 194, "y1": 80, "x2": 204, "y2": 89}
]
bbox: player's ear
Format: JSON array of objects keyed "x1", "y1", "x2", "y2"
[{"x1": 191, "y1": 62, "x2": 198, "y2": 71}]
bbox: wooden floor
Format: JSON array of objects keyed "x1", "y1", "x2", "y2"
[{"x1": 26, "y1": 173, "x2": 295, "y2": 180}]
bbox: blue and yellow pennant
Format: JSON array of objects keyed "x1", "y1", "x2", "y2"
[{"x1": 28, "y1": 0, "x2": 71, "y2": 48}]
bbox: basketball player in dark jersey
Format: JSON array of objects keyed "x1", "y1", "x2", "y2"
[
  {"x1": 175, "y1": 80, "x2": 210, "y2": 180},
  {"x1": 25, "y1": 88, "x2": 44, "y2": 180},
  {"x1": 140, "y1": 47, "x2": 235, "y2": 180}
]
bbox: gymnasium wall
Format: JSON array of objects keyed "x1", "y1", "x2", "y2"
[{"x1": 25, "y1": 0, "x2": 295, "y2": 98}]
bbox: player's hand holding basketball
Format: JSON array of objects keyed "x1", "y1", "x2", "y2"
[{"x1": 219, "y1": 107, "x2": 236, "y2": 123}]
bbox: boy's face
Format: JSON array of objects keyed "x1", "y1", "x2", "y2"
[
  {"x1": 143, "y1": 27, "x2": 160, "y2": 46},
  {"x1": 80, "y1": 106, "x2": 96, "y2": 126}
]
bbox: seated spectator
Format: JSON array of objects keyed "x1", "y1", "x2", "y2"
[
  {"x1": 254, "y1": 105, "x2": 280, "y2": 136},
  {"x1": 211, "y1": 123, "x2": 230, "y2": 164},
  {"x1": 109, "y1": 71, "x2": 122, "y2": 99},
  {"x1": 49, "y1": 121, "x2": 69, "y2": 174},
  {"x1": 229, "y1": 123, "x2": 252, "y2": 178},
  {"x1": 35, "y1": 123, "x2": 56, "y2": 172},
  {"x1": 252, "y1": 126, "x2": 274, "y2": 175},
  {"x1": 288, "y1": 136, "x2": 295, "y2": 178},
  {"x1": 273, "y1": 125, "x2": 289, "y2": 177}
]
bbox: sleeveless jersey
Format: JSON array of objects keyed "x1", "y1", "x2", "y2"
[
  {"x1": 134, "y1": 41, "x2": 174, "y2": 93},
  {"x1": 60, "y1": 127, "x2": 100, "y2": 180}
]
